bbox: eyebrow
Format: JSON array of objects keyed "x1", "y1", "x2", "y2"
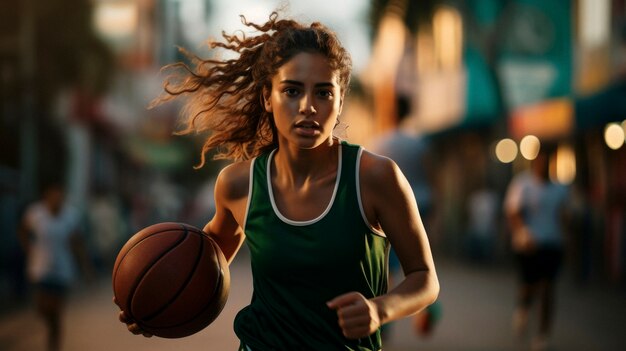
[{"x1": 279, "y1": 80, "x2": 337, "y2": 88}]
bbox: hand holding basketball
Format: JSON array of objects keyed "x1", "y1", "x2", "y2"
[
  {"x1": 112, "y1": 222, "x2": 230, "y2": 338},
  {"x1": 327, "y1": 292, "x2": 381, "y2": 339},
  {"x1": 116, "y1": 305, "x2": 152, "y2": 337}
]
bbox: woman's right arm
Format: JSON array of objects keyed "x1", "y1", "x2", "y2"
[
  {"x1": 203, "y1": 161, "x2": 251, "y2": 264},
  {"x1": 118, "y1": 161, "x2": 251, "y2": 336}
]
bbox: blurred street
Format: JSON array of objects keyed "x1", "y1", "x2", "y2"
[{"x1": 1, "y1": 248, "x2": 624, "y2": 351}]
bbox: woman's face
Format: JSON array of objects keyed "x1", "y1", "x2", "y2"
[{"x1": 264, "y1": 52, "x2": 343, "y2": 150}]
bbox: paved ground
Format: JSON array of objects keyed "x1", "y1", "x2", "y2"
[{"x1": 1, "y1": 249, "x2": 625, "y2": 351}]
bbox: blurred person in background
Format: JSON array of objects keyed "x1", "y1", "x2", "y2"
[
  {"x1": 17, "y1": 180, "x2": 93, "y2": 351},
  {"x1": 504, "y1": 145, "x2": 570, "y2": 351}
]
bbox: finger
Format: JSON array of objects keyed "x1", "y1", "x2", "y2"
[
  {"x1": 128, "y1": 323, "x2": 144, "y2": 335},
  {"x1": 119, "y1": 311, "x2": 129, "y2": 323},
  {"x1": 338, "y1": 314, "x2": 371, "y2": 329},
  {"x1": 327, "y1": 292, "x2": 363, "y2": 309},
  {"x1": 336, "y1": 301, "x2": 368, "y2": 319},
  {"x1": 341, "y1": 325, "x2": 372, "y2": 339}
]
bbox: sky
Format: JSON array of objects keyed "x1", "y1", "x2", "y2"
[{"x1": 177, "y1": 0, "x2": 372, "y2": 73}]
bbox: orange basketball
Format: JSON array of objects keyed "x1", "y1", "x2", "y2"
[{"x1": 112, "y1": 222, "x2": 230, "y2": 338}]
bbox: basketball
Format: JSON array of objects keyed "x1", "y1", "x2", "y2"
[{"x1": 112, "y1": 222, "x2": 230, "y2": 338}]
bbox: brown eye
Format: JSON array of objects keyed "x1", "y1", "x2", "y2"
[
  {"x1": 317, "y1": 90, "x2": 333, "y2": 99},
  {"x1": 284, "y1": 88, "x2": 299, "y2": 97}
]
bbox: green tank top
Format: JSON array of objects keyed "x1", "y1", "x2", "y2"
[{"x1": 234, "y1": 141, "x2": 389, "y2": 351}]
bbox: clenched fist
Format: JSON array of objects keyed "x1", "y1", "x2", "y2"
[{"x1": 327, "y1": 292, "x2": 381, "y2": 339}]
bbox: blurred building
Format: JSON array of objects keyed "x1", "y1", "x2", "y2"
[
  {"x1": 0, "y1": 0, "x2": 218, "y2": 305},
  {"x1": 366, "y1": 0, "x2": 626, "y2": 284}
]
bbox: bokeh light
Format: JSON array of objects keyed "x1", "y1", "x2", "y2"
[
  {"x1": 555, "y1": 144, "x2": 576, "y2": 185},
  {"x1": 495, "y1": 138, "x2": 518, "y2": 163},
  {"x1": 93, "y1": 1, "x2": 138, "y2": 39},
  {"x1": 604, "y1": 123, "x2": 625, "y2": 150},
  {"x1": 519, "y1": 135, "x2": 541, "y2": 160},
  {"x1": 433, "y1": 6, "x2": 463, "y2": 70}
]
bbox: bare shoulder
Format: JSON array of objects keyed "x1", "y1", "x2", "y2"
[
  {"x1": 359, "y1": 149, "x2": 414, "y2": 231},
  {"x1": 359, "y1": 149, "x2": 403, "y2": 188},
  {"x1": 215, "y1": 160, "x2": 252, "y2": 202}
]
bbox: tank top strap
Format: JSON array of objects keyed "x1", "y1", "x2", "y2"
[
  {"x1": 336, "y1": 141, "x2": 386, "y2": 237},
  {"x1": 244, "y1": 152, "x2": 272, "y2": 233},
  {"x1": 334, "y1": 140, "x2": 361, "y2": 211}
]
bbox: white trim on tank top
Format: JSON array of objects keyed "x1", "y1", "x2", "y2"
[
  {"x1": 267, "y1": 144, "x2": 342, "y2": 226},
  {"x1": 356, "y1": 147, "x2": 387, "y2": 238},
  {"x1": 242, "y1": 157, "x2": 256, "y2": 232}
]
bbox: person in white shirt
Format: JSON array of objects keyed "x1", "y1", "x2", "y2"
[
  {"x1": 18, "y1": 181, "x2": 89, "y2": 351},
  {"x1": 504, "y1": 147, "x2": 570, "y2": 351}
]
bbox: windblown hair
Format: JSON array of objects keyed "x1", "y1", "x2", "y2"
[{"x1": 153, "y1": 12, "x2": 352, "y2": 166}]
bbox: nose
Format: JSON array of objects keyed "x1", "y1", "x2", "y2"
[{"x1": 298, "y1": 94, "x2": 317, "y2": 115}]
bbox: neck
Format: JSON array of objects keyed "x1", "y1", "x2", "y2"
[{"x1": 273, "y1": 138, "x2": 338, "y2": 186}]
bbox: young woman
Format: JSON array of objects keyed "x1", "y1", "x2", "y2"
[{"x1": 119, "y1": 13, "x2": 439, "y2": 350}]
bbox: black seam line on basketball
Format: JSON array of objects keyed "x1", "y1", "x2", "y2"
[
  {"x1": 142, "y1": 227, "x2": 205, "y2": 322},
  {"x1": 147, "y1": 239, "x2": 225, "y2": 332},
  {"x1": 113, "y1": 223, "x2": 199, "y2": 296},
  {"x1": 148, "y1": 273, "x2": 224, "y2": 333},
  {"x1": 126, "y1": 225, "x2": 189, "y2": 321},
  {"x1": 112, "y1": 223, "x2": 189, "y2": 290}
]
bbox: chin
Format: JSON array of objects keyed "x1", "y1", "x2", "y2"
[
  {"x1": 294, "y1": 137, "x2": 331, "y2": 150},
  {"x1": 279, "y1": 133, "x2": 334, "y2": 150}
]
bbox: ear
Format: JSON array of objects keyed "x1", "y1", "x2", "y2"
[{"x1": 263, "y1": 87, "x2": 272, "y2": 113}]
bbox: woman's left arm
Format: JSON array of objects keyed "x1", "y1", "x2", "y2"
[{"x1": 327, "y1": 151, "x2": 439, "y2": 339}]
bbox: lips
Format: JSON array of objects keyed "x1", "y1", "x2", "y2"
[
  {"x1": 294, "y1": 120, "x2": 320, "y2": 129},
  {"x1": 294, "y1": 120, "x2": 321, "y2": 136}
]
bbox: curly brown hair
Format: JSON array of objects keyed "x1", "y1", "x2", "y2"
[{"x1": 153, "y1": 12, "x2": 352, "y2": 166}]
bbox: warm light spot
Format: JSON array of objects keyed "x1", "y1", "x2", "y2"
[
  {"x1": 604, "y1": 123, "x2": 625, "y2": 150},
  {"x1": 555, "y1": 144, "x2": 576, "y2": 185},
  {"x1": 495, "y1": 138, "x2": 518, "y2": 163},
  {"x1": 520, "y1": 135, "x2": 541, "y2": 160},
  {"x1": 579, "y1": 0, "x2": 610, "y2": 48},
  {"x1": 94, "y1": 1, "x2": 138, "y2": 39},
  {"x1": 433, "y1": 6, "x2": 463, "y2": 70},
  {"x1": 370, "y1": 13, "x2": 407, "y2": 81}
]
